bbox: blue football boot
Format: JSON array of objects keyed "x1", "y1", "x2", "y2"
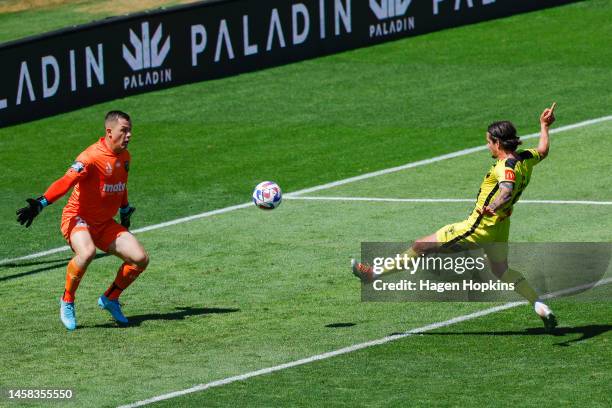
[
  {"x1": 98, "y1": 295, "x2": 129, "y2": 324},
  {"x1": 60, "y1": 299, "x2": 77, "y2": 331}
]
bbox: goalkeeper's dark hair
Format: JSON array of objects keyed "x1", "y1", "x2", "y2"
[
  {"x1": 487, "y1": 120, "x2": 522, "y2": 151},
  {"x1": 105, "y1": 110, "x2": 131, "y2": 126}
]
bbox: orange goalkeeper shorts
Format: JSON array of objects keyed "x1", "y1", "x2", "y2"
[{"x1": 61, "y1": 216, "x2": 128, "y2": 253}]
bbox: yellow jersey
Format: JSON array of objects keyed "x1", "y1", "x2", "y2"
[{"x1": 467, "y1": 148, "x2": 542, "y2": 227}]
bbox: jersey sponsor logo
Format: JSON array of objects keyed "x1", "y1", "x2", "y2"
[
  {"x1": 102, "y1": 182, "x2": 126, "y2": 193},
  {"x1": 70, "y1": 161, "x2": 85, "y2": 173},
  {"x1": 505, "y1": 169, "x2": 516, "y2": 181}
]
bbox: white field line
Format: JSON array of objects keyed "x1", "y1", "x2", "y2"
[
  {"x1": 2, "y1": 114, "x2": 611, "y2": 267},
  {"x1": 118, "y1": 276, "x2": 612, "y2": 408},
  {"x1": 284, "y1": 115, "x2": 612, "y2": 198},
  {"x1": 286, "y1": 196, "x2": 612, "y2": 205},
  {"x1": 0, "y1": 203, "x2": 251, "y2": 266}
]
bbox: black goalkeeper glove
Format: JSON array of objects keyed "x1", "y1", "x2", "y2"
[
  {"x1": 119, "y1": 205, "x2": 136, "y2": 229},
  {"x1": 16, "y1": 197, "x2": 47, "y2": 228}
]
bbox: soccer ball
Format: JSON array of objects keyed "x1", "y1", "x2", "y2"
[{"x1": 252, "y1": 181, "x2": 282, "y2": 210}]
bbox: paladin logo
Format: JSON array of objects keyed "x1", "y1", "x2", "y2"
[
  {"x1": 369, "y1": 0, "x2": 415, "y2": 38},
  {"x1": 370, "y1": 0, "x2": 411, "y2": 19},
  {"x1": 122, "y1": 22, "x2": 172, "y2": 90}
]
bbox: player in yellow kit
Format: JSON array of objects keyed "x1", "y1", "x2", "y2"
[{"x1": 352, "y1": 104, "x2": 558, "y2": 330}]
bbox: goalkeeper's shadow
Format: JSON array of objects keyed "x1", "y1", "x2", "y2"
[{"x1": 86, "y1": 306, "x2": 240, "y2": 329}]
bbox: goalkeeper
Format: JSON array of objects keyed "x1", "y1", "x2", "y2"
[
  {"x1": 352, "y1": 105, "x2": 558, "y2": 331},
  {"x1": 17, "y1": 111, "x2": 149, "y2": 331}
]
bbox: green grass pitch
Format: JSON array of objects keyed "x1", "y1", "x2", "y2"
[{"x1": 1, "y1": 1, "x2": 611, "y2": 407}]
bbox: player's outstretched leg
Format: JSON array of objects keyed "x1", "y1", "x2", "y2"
[
  {"x1": 60, "y1": 229, "x2": 96, "y2": 330},
  {"x1": 99, "y1": 232, "x2": 149, "y2": 324},
  {"x1": 351, "y1": 258, "x2": 375, "y2": 282},
  {"x1": 351, "y1": 233, "x2": 437, "y2": 282}
]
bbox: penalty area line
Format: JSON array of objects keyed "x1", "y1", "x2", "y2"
[
  {"x1": 286, "y1": 196, "x2": 612, "y2": 205},
  {"x1": 118, "y1": 276, "x2": 612, "y2": 408},
  {"x1": 2, "y1": 114, "x2": 611, "y2": 266}
]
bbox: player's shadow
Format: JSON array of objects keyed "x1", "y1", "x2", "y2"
[
  {"x1": 326, "y1": 322, "x2": 356, "y2": 328},
  {"x1": 89, "y1": 306, "x2": 239, "y2": 328},
  {"x1": 390, "y1": 325, "x2": 611, "y2": 347},
  {"x1": 0, "y1": 253, "x2": 110, "y2": 283}
]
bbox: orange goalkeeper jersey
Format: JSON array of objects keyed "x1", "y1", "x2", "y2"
[{"x1": 60, "y1": 138, "x2": 130, "y2": 225}]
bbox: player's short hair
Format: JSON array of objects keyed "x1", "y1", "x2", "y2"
[
  {"x1": 105, "y1": 110, "x2": 131, "y2": 127},
  {"x1": 487, "y1": 120, "x2": 522, "y2": 151}
]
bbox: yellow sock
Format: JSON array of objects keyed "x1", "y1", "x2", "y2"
[
  {"x1": 381, "y1": 247, "x2": 419, "y2": 275},
  {"x1": 501, "y1": 268, "x2": 538, "y2": 304}
]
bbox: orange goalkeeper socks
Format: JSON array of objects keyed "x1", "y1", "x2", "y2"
[
  {"x1": 62, "y1": 258, "x2": 86, "y2": 303},
  {"x1": 104, "y1": 262, "x2": 145, "y2": 300}
]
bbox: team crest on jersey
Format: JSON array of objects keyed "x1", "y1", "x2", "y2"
[
  {"x1": 115, "y1": 161, "x2": 121, "y2": 168},
  {"x1": 70, "y1": 161, "x2": 85, "y2": 173},
  {"x1": 124, "y1": 161, "x2": 129, "y2": 172},
  {"x1": 105, "y1": 162, "x2": 113, "y2": 175},
  {"x1": 505, "y1": 169, "x2": 516, "y2": 181}
]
